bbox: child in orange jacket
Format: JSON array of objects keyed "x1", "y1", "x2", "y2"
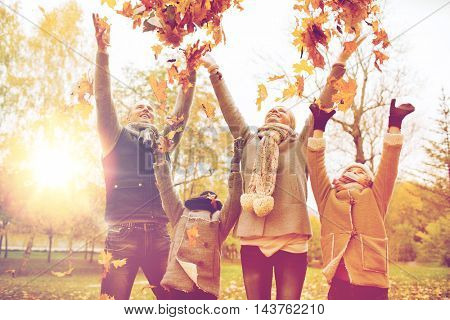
[{"x1": 307, "y1": 100, "x2": 414, "y2": 300}]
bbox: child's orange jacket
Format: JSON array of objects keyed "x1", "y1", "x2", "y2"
[{"x1": 307, "y1": 133, "x2": 403, "y2": 288}]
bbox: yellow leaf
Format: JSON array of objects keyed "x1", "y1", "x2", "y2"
[
  {"x1": 165, "y1": 127, "x2": 183, "y2": 140},
  {"x1": 186, "y1": 225, "x2": 199, "y2": 248},
  {"x1": 202, "y1": 102, "x2": 215, "y2": 119},
  {"x1": 293, "y1": 60, "x2": 314, "y2": 75},
  {"x1": 267, "y1": 75, "x2": 285, "y2": 82},
  {"x1": 256, "y1": 84, "x2": 268, "y2": 111},
  {"x1": 99, "y1": 293, "x2": 115, "y2": 300},
  {"x1": 98, "y1": 250, "x2": 113, "y2": 275},
  {"x1": 332, "y1": 78, "x2": 357, "y2": 111},
  {"x1": 111, "y1": 258, "x2": 127, "y2": 269},
  {"x1": 167, "y1": 64, "x2": 178, "y2": 84},
  {"x1": 148, "y1": 75, "x2": 167, "y2": 104},
  {"x1": 281, "y1": 84, "x2": 297, "y2": 101},
  {"x1": 74, "y1": 103, "x2": 93, "y2": 119},
  {"x1": 292, "y1": 27, "x2": 304, "y2": 49},
  {"x1": 152, "y1": 44, "x2": 163, "y2": 59},
  {"x1": 101, "y1": 0, "x2": 117, "y2": 9}
]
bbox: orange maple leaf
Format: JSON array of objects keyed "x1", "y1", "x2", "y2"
[
  {"x1": 148, "y1": 75, "x2": 167, "y2": 105},
  {"x1": 374, "y1": 50, "x2": 389, "y2": 72},
  {"x1": 332, "y1": 78, "x2": 357, "y2": 111}
]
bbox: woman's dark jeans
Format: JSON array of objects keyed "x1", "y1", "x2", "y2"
[
  {"x1": 328, "y1": 277, "x2": 389, "y2": 300},
  {"x1": 100, "y1": 222, "x2": 170, "y2": 300},
  {"x1": 240, "y1": 245, "x2": 308, "y2": 300}
]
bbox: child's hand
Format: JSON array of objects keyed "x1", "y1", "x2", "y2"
[
  {"x1": 388, "y1": 99, "x2": 415, "y2": 129},
  {"x1": 309, "y1": 103, "x2": 336, "y2": 132}
]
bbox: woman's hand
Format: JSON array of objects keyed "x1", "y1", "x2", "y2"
[
  {"x1": 309, "y1": 103, "x2": 336, "y2": 132},
  {"x1": 92, "y1": 13, "x2": 110, "y2": 53},
  {"x1": 337, "y1": 35, "x2": 367, "y2": 64},
  {"x1": 199, "y1": 53, "x2": 219, "y2": 73},
  {"x1": 388, "y1": 99, "x2": 415, "y2": 131}
]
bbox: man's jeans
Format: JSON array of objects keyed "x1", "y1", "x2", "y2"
[{"x1": 100, "y1": 222, "x2": 170, "y2": 300}]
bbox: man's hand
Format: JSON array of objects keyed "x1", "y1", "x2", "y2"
[
  {"x1": 92, "y1": 13, "x2": 110, "y2": 53},
  {"x1": 337, "y1": 35, "x2": 367, "y2": 64}
]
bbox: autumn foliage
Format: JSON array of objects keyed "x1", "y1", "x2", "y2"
[{"x1": 258, "y1": 0, "x2": 390, "y2": 112}]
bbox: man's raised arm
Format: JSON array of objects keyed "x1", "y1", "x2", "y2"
[{"x1": 93, "y1": 14, "x2": 121, "y2": 156}]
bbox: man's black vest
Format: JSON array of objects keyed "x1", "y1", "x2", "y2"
[{"x1": 102, "y1": 128, "x2": 168, "y2": 223}]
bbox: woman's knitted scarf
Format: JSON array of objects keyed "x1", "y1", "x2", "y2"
[
  {"x1": 333, "y1": 171, "x2": 372, "y2": 192},
  {"x1": 240, "y1": 123, "x2": 294, "y2": 217}
]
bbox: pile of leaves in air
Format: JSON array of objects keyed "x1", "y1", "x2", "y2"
[
  {"x1": 102, "y1": 0, "x2": 243, "y2": 90},
  {"x1": 257, "y1": 0, "x2": 390, "y2": 112}
]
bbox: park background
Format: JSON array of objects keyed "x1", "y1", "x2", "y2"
[{"x1": 0, "y1": 0, "x2": 449, "y2": 299}]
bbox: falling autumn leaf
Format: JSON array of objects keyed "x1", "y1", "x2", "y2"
[
  {"x1": 111, "y1": 258, "x2": 127, "y2": 269},
  {"x1": 152, "y1": 44, "x2": 163, "y2": 59},
  {"x1": 72, "y1": 73, "x2": 93, "y2": 105},
  {"x1": 267, "y1": 75, "x2": 285, "y2": 82},
  {"x1": 165, "y1": 114, "x2": 184, "y2": 128},
  {"x1": 148, "y1": 75, "x2": 167, "y2": 105},
  {"x1": 256, "y1": 84, "x2": 268, "y2": 111},
  {"x1": 293, "y1": 60, "x2": 314, "y2": 75},
  {"x1": 186, "y1": 225, "x2": 199, "y2": 248},
  {"x1": 74, "y1": 103, "x2": 93, "y2": 120},
  {"x1": 165, "y1": 127, "x2": 183, "y2": 140},
  {"x1": 374, "y1": 50, "x2": 389, "y2": 72},
  {"x1": 332, "y1": 78, "x2": 357, "y2": 111},
  {"x1": 202, "y1": 102, "x2": 216, "y2": 119},
  {"x1": 167, "y1": 64, "x2": 179, "y2": 84},
  {"x1": 98, "y1": 250, "x2": 113, "y2": 277},
  {"x1": 101, "y1": 0, "x2": 116, "y2": 10}
]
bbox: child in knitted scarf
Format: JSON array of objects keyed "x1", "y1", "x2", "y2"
[
  {"x1": 307, "y1": 100, "x2": 414, "y2": 300},
  {"x1": 153, "y1": 138, "x2": 245, "y2": 299}
]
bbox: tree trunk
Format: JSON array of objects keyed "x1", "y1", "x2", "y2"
[
  {"x1": 0, "y1": 233, "x2": 3, "y2": 256},
  {"x1": 19, "y1": 233, "x2": 35, "y2": 275},
  {"x1": 84, "y1": 239, "x2": 88, "y2": 260},
  {"x1": 47, "y1": 234, "x2": 53, "y2": 263},
  {"x1": 89, "y1": 240, "x2": 95, "y2": 263},
  {"x1": 3, "y1": 232, "x2": 8, "y2": 258},
  {"x1": 354, "y1": 134, "x2": 366, "y2": 164}
]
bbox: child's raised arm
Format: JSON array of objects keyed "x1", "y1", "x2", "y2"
[
  {"x1": 372, "y1": 99, "x2": 415, "y2": 218},
  {"x1": 153, "y1": 148, "x2": 185, "y2": 226},
  {"x1": 219, "y1": 137, "x2": 245, "y2": 243}
]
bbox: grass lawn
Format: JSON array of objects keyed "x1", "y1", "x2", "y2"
[{"x1": 0, "y1": 251, "x2": 448, "y2": 300}]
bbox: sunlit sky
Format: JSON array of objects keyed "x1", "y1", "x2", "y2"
[{"x1": 4, "y1": 0, "x2": 450, "y2": 211}]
